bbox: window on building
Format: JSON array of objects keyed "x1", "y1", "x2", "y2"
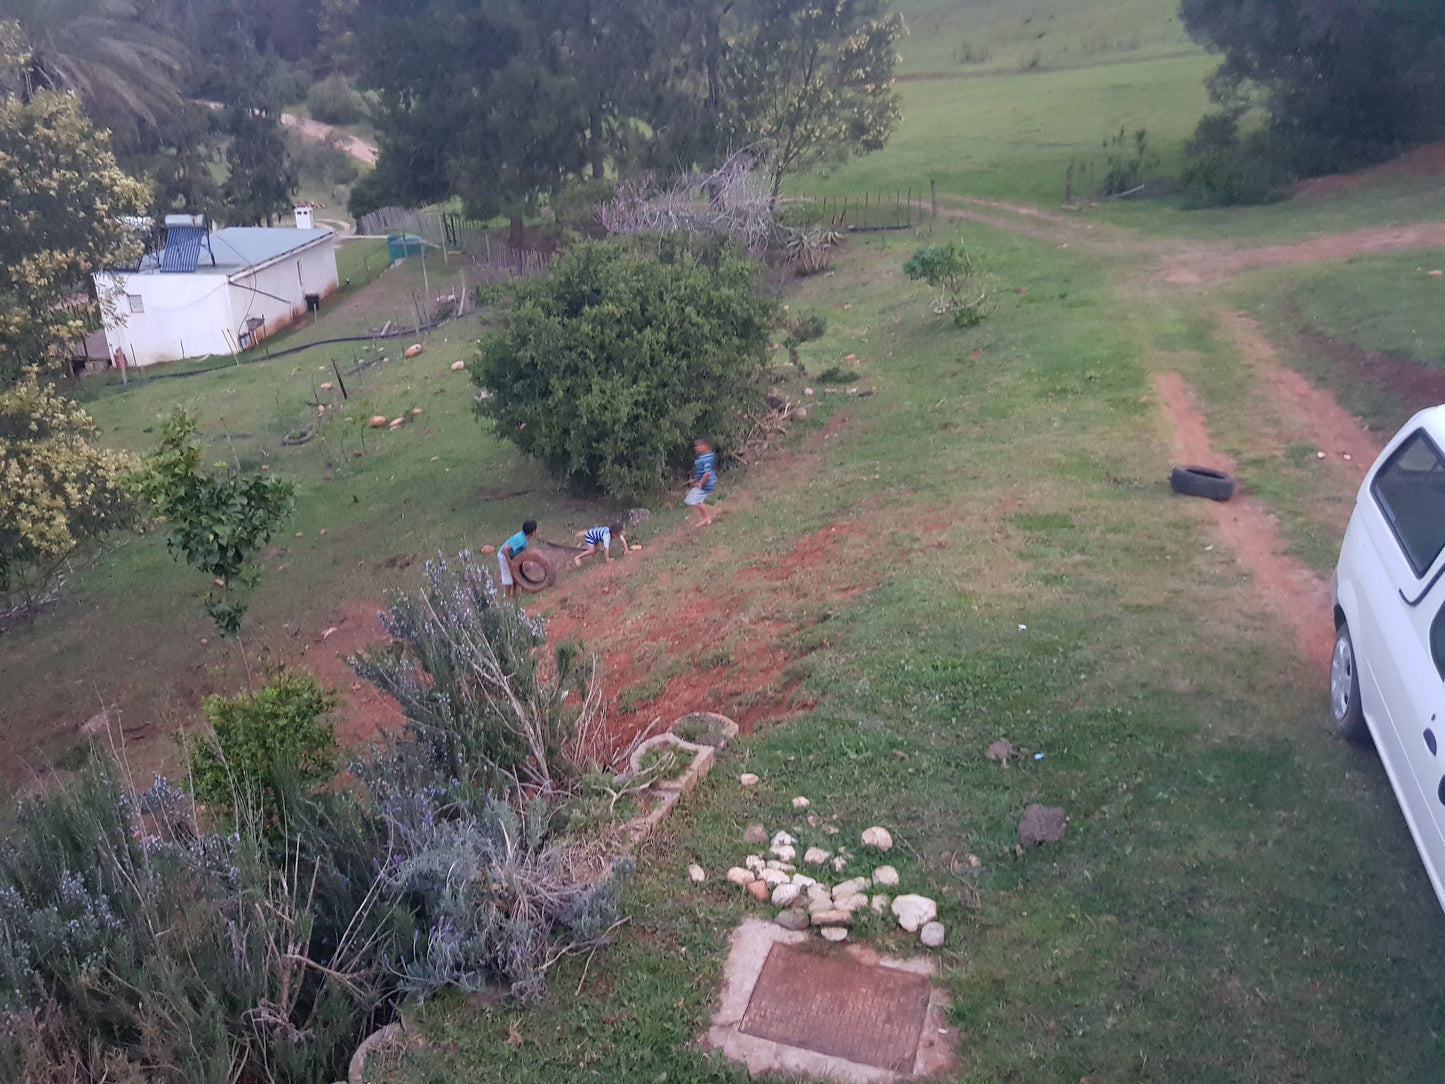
[{"x1": 127, "y1": 294, "x2": 145, "y2": 314}]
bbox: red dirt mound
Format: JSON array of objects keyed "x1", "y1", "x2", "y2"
[{"x1": 1293, "y1": 140, "x2": 1445, "y2": 198}]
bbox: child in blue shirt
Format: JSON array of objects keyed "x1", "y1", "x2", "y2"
[
  {"x1": 684, "y1": 438, "x2": 717, "y2": 526},
  {"x1": 498, "y1": 519, "x2": 537, "y2": 598},
  {"x1": 574, "y1": 523, "x2": 629, "y2": 566}
]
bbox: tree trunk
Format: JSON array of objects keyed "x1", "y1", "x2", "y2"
[
  {"x1": 589, "y1": 111, "x2": 605, "y2": 180},
  {"x1": 509, "y1": 213, "x2": 524, "y2": 247}
]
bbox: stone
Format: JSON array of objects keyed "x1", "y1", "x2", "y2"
[
  {"x1": 747, "y1": 880, "x2": 771, "y2": 901},
  {"x1": 1018, "y1": 804, "x2": 1067, "y2": 847},
  {"x1": 726, "y1": 867, "x2": 756, "y2": 887},
  {"x1": 743, "y1": 823, "x2": 768, "y2": 845},
  {"x1": 745, "y1": 855, "x2": 766, "y2": 872},
  {"x1": 771, "y1": 831, "x2": 796, "y2": 847},
  {"x1": 891, "y1": 894, "x2": 937, "y2": 933},
  {"x1": 804, "y1": 387, "x2": 814, "y2": 396},
  {"x1": 919, "y1": 922, "x2": 946, "y2": 948},
  {"x1": 819, "y1": 926, "x2": 849, "y2": 943},
  {"x1": 1431, "y1": 269, "x2": 1444, "y2": 278},
  {"x1": 775, "y1": 909, "x2": 810, "y2": 931},
  {"x1": 803, "y1": 846, "x2": 832, "y2": 866},
  {"x1": 739, "y1": 773, "x2": 760, "y2": 787},
  {"x1": 450, "y1": 360, "x2": 466, "y2": 371},
  {"x1": 772, "y1": 883, "x2": 802, "y2": 907},
  {"x1": 481, "y1": 544, "x2": 496, "y2": 554},
  {"x1": 831, "y1": 855, "x2": 848, "y2": 873},
  {"x1": 410, "y1": 407, "x2": 423, "y2": 417},
  {"x1": 793, "y1": 407, "x2": 808, "y2": 419},
  {"x1": 833, "y1": 876, "x2": 871, "y2": 897},
  {"x1": 986, "y1": 739, "x2": 1015, "y2": 764},
  {"x1": 808, "y1": 896, "x2": 837, "y2": 915},
  {"x1": 806, "y1": 813, "x2": 821, "y2": 828},
  {"x1": 870, "y1": 893, "x2": 891, "y2": 916},
  {"x1": 833, "y1": 893, "x2": 869, "y2": 914},
  {"x1": 811, "y1": 909, "x2": 851, "y2": 927},
  {"x1": 872, "y1": 865, "x2": 900, "y2": 887},
  {"x1": 771, "y1": 845, "x2": 797, "y2": 863},
  {"x1": 821, "y1": 824, "x2": 840, "y2": 835},
  {"x1": 368, "y1": 415, "x2": 388, "y2": 428},
  {"x1": 687, "y1": 864, "x2": 706, "y2": 884},
  {"x1": 790, "y1": 873, "x2": 816, "y2": 887},
  {"x1": 404, "y1": 343, "x2": 423, "y2": 358},
  {"x1": 759, "y1": 869, "x2": 789, "y2": 888},
  {"x1": 319, "y1": 381, "x2": 334, "y2": 391},
  {"x1": 861, "y1": 826, "x2": 894, "y2": 851},
  {"x1": 389, "y1": 417, "x2": 405, "y2": 429},
  {"x1": 792, "y1": 796, "x2": 811, "y2": 809}
]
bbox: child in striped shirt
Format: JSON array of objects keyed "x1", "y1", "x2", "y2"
[{"x1": 574, "y1": 523, "x2": 629, "y2": 566}]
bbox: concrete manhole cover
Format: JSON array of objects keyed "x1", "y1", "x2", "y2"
[
  {"x1": 706, "y1": 919, "x2": 955, "y2": 1082},
  {"x1": 740, "y1": 943, "x2": 931, "y2": 1071}
]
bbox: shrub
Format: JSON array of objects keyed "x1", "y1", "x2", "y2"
[
  {"x1": 349, "y1": 551, "x2": 606, "y2": 793},
  {"x1": 1180, "y1": 110, "x2": 1292, "y2": 208},
  {"x1": 903, "y1": 241, "x2": 995, "y2": 327},
  {"x1": 549, "y1": 178, "x2": 616, "y2": 237},
  {"x1": 131, "y1": 410, "x2": 294, "y2": 635},
  {"x1": 1100, "y1": 126, "x2": 1158, "y2": 196},
  {"x1": 306, "y1": 74, "x2": 368, "y2": 127},
  {"x1": 288, "y1": 132, "x2": 360, "y2": 189},
  {"x1": 189, "y1": 671, "x2": 339, "y2": 822},
  {"x1": 0, "y1": 374, "x2": 136, "y2": 621},
  {"x1": 472, "y1": 240, "x2": 778, "y2": 498}
]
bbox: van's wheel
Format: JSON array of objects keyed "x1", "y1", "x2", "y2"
[
  {"x1": 1170, "y1": 465, "x2": 1236, "y2": 501},
  {"x1": 1328, "y1": 622, "x2": 1369, "y2": 742}
]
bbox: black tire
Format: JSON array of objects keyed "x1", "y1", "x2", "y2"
[
  {"x1": 1170, "y1": 465, "x2": 1236, "y2": 501},
  {"x1": 1328, "y1": 622, "x2": 1370, "y2": 743},
  {"x1": 514, "y1": 550, "x2": 556, "y2": 593}
]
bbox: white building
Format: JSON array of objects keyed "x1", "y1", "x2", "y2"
[{"x1": 93, "y1": 216, "x2": 339, "y2": 368}]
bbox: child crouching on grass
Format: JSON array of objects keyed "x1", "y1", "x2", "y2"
[
  {"x1": 684, "y1": 437, "x2": 717, "y2": 527},
  {"x1": 574, "y1": 523, "x2": 628, "y2": 566}
]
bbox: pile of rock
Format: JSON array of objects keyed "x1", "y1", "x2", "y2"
[{"x1": 718, "y1": 822, "x2": 943, "y2": 949}]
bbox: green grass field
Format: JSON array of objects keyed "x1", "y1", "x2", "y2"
[{"x1": 7, "y1": 0, "x2": 1445, "y2": 1078}]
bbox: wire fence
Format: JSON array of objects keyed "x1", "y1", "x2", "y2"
[
  {"x1": 804, "y1": 181, "x2": 939, "y2": 232},
  {"x1": 355, "y1": 206, "x2": 555, "y2": 281}
]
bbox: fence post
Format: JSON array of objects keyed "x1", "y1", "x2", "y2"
[{"x1": 931, "y1": 180, "x2": 938, "y2": 231}]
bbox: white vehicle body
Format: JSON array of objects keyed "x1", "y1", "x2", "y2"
[{"x1": 1331, "y1": 404, "x2": 1445, "y2": 912}]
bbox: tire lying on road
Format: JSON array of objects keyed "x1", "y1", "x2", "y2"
[
  {"x1": 514, "y1": 550, "x2": 556, "y2": 593},
  {"x1": 1169, "y1": 465, "x2": 1236, "y2": 501}
]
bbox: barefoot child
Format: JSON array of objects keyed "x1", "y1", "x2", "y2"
[
  {"x1": 498, "y1": 519, "x2": 537, "y2": 599},
  {"x1": 573, "y1": 523, "x2": 629, "y2": 566},
  {"x1": 684, "y1": 437, "x2": 717, "y2": 526}
]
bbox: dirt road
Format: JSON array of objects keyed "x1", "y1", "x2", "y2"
[{"x1": 280, "y1": 112, "x2": 378, "y2": 167}]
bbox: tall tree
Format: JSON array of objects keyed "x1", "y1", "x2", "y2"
[
  {"x1": 1181, "y1": 0, "x2": 1445, "y2": 173},
  {"x1": 0, "y1": 33, "x2": 150, "y2": 382},
  {"x1": 722, "y1": 0, "x2": 904, "y2": 198}
]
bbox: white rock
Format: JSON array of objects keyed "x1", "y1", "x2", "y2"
[
  {"x1": 822, "y1": 824, "x2": 840, "y2": 835},
  {"x1": 870, "y1": 893, "x2": 891, "y2": 915},
  {"x1": 772, "y1": 883, "x2": 802, "y2": 907},
  {"x1": 807, "y1": 883, "x2": 832, "y2": 901},
  {"x1": 833, "y1": 876, "x2": 871, "y2": 897},
  {"x1": 920, "y1": 921, "x2": 946, "y2": 948},
  {"x1": 726, "y1": 867, "x2": 756, "y2": 887},
  {"x1": 831, "y1": 855, "x2": 849, "y2": 873},
  {"x1": 775, "y1": 909, "x2": 810, "y2": 931},
  {"x1": 771, "y1": 831, "x2": 796, "y2": 847},
  {"x1": 861, "y1": 826, "x2": 894, "y2": 851},
  {"x1": 771, "y1": 844, "x2": 797, "y2": 863},
  {"x1": 834, "y1": 893, "x2": 869, "y2": 913},
  {"x1": 687, "y1": 864, "x2": 706, "y2": 884},
  {"x1": 811, "y1": 908, "x2": 851, "y2": 926},
  {"x1": 739, "y1": 773, "x2": 760, "y2": 787},
  {"x1": 809, "y1": 896, "x2": 839, "y2": 915},
  {"x1": 872, "y1": 865, "x2": 900, "y2": 887},
  {"x1": 891, "y1": 894, "x2": 937, "y2": 933},
  {"x1": 792, "y1": 796, "x2": 811, "y2": 809},
  {"x1": 759, "y1": 869, "x2": 789, "y2": 887},
  {"x1": 744, "y1": 855, "x2": 766, "y2": 872},
  {"x1": 803, "y1": 846, "x2": 832, "y2": 866},
  {"x1": 790, "y1": 873, "x2": 817, "y2": 887},
  {"x1": 820, "y1": 926, "x2": 848, "y2": 943}
]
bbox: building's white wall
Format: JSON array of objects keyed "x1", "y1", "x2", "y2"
[
  {"x1": 226, "y1": 238, "x2": 339, "y2": 347},
  {"x1": 93, "y1": 271, "x2": 236, "y2": 368}
]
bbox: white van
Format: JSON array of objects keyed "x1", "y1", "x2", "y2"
[{"x1": 1331, "y1": 405, "x2": 1445, "y2": 911}]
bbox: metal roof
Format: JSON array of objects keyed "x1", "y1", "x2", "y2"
[{"x1": 139, "y1": 227, "x2": 333, "y2": 277}]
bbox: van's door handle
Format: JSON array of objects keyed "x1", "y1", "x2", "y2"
[{"x1": 1400, "y1": 561, "x2": 1445, "y2": 607}]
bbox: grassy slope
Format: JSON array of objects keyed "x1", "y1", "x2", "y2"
[{"x1": 380, "y1": 227, "x2": 1445, "y2": 1083}]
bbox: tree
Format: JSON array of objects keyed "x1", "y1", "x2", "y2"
[
  {"x1": 132, "y1": 410, "x2": 295, "y2": 636},
  {"x1": 903, "y1": 241, "x2": 993, "y2": 327},
  {"x1": 722, "y1": 0, "x2": 904, "y2": 198},
  {"x1": 1181, "y1": 0, "x2": 1445, "y2": 175},
  {"x1": 472, "y1": 240, "x2": 778, "y2": 498},
  {"x1": 0, "y1": 64, "x2": 150, "y2": 382},
  {"x1": 222, "y1": 102, "x2": 297, "y2": 225},
  {"x1": 0, "y1": 373, "x2": 137, "y2": 619}
]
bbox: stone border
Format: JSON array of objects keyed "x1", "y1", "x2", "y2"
[
  {"x1": 347, "y1": 1020, "x2": 405, "y2": 1084},
  {"x1": 704, "y1": 918, "x2": 956, "y2": 1083},
  {"x1": 621, "y1": 714, "x2": 735, "y2": 842}
]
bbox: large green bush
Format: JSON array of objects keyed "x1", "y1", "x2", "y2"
[
  {"x1": 1180, "y1": 111, "x2": 1291, "y2": 208},
  {"x1": 471, "y1": 240, "x2": 778, "y2": 498},
  {"x1": 305, "y1": 74, "x2": 368, "y2": 127}
]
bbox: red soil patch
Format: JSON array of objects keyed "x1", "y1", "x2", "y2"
[
  {"x1": 1161, "y1": 222, "x2": 1445, "y2": 286},
  {"x1": 286, "y1": 600, "x2": 406, "y2": 748},
  {"x1": 1293, "y1": 140, "x2": 1445, "y2": 199},
  {"x1": 1154, "y1": 370, "x2": 1335, "y2": 673},
  {"x1": 1292, "y1": 318, "x2": 1445, "y2": 419}
]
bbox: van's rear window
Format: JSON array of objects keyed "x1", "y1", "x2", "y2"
[{"x1": 1372, "y1": 430, "x2": 1445, "y2": 576}]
